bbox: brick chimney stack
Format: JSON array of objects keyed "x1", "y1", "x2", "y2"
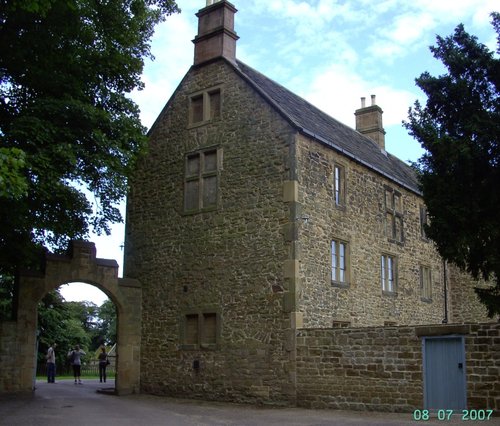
[
  {"x1": 354, "y1": 95, "x2": 386, "y2": 151},
  {"x1": 193, "y1": 0, "x2": 239, "y2": 65}
]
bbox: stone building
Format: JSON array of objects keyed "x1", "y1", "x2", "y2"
[{"x1": 124, "y1": 0, "x2": 494, "y2": 405}]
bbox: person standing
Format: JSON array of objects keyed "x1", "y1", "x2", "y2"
[
  {"x1": 68, "y1": 344, "x2": 86, "y2": 384},
  {"x1": 97, "y1": 346, "x2": 109, "y2": 383},
  {"x1": 46, "y1": 343, "x2": 57, "y2": 383}
]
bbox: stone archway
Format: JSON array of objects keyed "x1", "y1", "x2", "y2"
[{"x1": 0, "y1": 240, "x2": 141, "y2": 395}]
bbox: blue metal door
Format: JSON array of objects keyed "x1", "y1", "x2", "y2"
[{"x1": 423, "y1": 336, "x2": 466, "y2": 410}]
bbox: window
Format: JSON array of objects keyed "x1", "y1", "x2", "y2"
[
  {"x1": 420, "y1": 265, "x2": 432, "y2": 301},
  {"x1": 189, "y1": 87, "x2": 221, "y2": 125},
  {"x1": 331, "y1": 239, "x2": 349, "y2": 286},
  {"x1": 184, "y1": 148, "x2": 221, "y2": 212},
  {"x1": 333, "y1": 164, "x2": 346, "y2": 207},
  {"x1": 182, "y1": 312, "x2": 219, "y2": 349},
  {"x1": 420, "y1": 205, "x2": 429, "y2": 239},
  {"x1": 385, "y1": 187, "x2": 403, "y2": 243},
  {"x1": 381, "y1": 254, "x2": 397, "y2": 293}
]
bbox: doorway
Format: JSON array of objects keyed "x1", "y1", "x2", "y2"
[{"x1": 423, "y1": 336, "x2": 467, "y2": 410}]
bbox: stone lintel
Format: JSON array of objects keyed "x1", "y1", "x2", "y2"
[{"x1": 415, "y1": 324, "x2": 470, "y2": 337}]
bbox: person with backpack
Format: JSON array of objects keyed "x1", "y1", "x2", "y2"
[{"x1": 67, "y1": 344, "x2": 86, "y2": 384}]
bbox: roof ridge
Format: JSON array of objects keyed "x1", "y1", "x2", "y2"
[{"x1": 230, "y1": 58, "x2": 420, "y2": 194}]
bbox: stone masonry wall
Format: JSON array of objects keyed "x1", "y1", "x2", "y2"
[
  {"x1": 296, "y1": 323, "x2": 500, "y2": 412},
  {"x1": 447, "y1": 265, "x2": 495, "y2": 323},
  {"x1": 296, "y1": 135, "x2": 446, "y2": 327},
  {"x1": 125, "y1": 59, "x2": 297, "y2": 404},
  {"x1": 0, "y1": 321, "x2": 23, "y2": 393}
]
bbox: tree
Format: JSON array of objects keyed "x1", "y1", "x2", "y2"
[
  {"x1": 97, "y1": 299, "x2": 117, "y2": 346},
  {"x1": 37, "y1": 290, "x2": 74, "y2": 365},
  {"x1": 0, "y1": 0, "x2": 179, "y2": 279},
  {"x1": 37, "y1": 292, "x2": 115, "y2": 367},
  {"x1": 405, "y1": 13, "x2": 500, "y2": 317}
]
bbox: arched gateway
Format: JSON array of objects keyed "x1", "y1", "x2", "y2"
[{"x1": 0, "y1": 241, "x2": 141, "y2": 395}]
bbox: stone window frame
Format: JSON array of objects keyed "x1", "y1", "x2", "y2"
[
  {"x1": 333, "y1": 162, "x2": 346, "y2": 208},
  {"x1": 188, "y1": 85, "x2": 223, "y2": 127},
  {"x1": 180, "y1": 309, "x2": 221, "y2": 351},
  {"x1": 420, "y1": 264, "x2": 432, "y2": 302},
  {"x1": 331, "y1": 238, "x2": 350, "y2": 288},
  {"x1": 381, "y1": 253, "x2": 398, "y2": 295},
  {"x1": 384, "y1": 186, "x2": 404, "y2": 244},
  {"x1": 419, "y1": 204, "x2": 429, "y2": 241},
  {"x1": 183, "y1": 146, "x2": 223, "y2": 214}
]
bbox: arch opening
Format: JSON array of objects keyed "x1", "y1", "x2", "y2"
[
  {"x1": 0, "y1": 241, "x2": 141, "y2": 395},
  {"x1": 36, "y1": 281, "x2": 117, "y2": 388}
]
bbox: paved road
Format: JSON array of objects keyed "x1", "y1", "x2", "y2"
[{"x1": 0, "y1": 380, "x2": 498, "y2": 425}]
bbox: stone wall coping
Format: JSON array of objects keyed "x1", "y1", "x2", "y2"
[
  {"x1": 297, "y1": 322, "x2": 497, "y2": 338},
  {"x1": 415, "y1": 324, "x2": 471, "y2": 336}
]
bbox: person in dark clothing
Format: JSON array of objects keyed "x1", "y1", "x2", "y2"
[{"x1": 97, "y1": 346, "x2": 109, "y2": 383}]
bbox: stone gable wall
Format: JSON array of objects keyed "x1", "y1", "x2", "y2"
[
  {"x1": 296, "y1": 323, "x2": 500, "y2": 412},
  {"x1": 125, "y1": 59, "x2": 297, "y2": 404}
]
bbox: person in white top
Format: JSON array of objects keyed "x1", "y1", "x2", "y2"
[
  {"x1": 68, "y1": 344, "x2": 86, "y2": 384},
  {"x1": 46, "y1": 343, "x2": 57, "y2": 383}
]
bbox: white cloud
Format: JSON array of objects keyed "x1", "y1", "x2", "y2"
[
  {"x1": 301, "y1": 63, "x2": 418, "y2": 129},
  {"x1": 131, "y1": 4, "x2": 198, "y2": 129}
]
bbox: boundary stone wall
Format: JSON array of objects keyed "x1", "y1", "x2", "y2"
[{"x1": 296, "y1": 323, "x2": 500, "y2": 412}]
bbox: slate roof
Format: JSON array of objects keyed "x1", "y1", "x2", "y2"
[{"x1": 233, "y1": 60, "x2": 420, "y2": 194}]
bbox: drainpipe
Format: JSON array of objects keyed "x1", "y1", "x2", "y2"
[{"x1": 442, "y1": 260, "x2": 448, "y2": 324}]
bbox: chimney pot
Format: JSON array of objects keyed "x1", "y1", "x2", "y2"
[{"x1": 354, "y1": 94, "x2": 386, "y2": 151}]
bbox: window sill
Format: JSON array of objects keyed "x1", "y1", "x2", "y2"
[
  {"x1": 421, "y1": 297, "x2": 433, "y2": 303},
  {"x1": 331, "y1": 280, "x2": 349, "y2": 289},
  {"x1": 187, "y1": 117, "x2": 220, "y2": 129},
  {"x1": 182, "y1": 206, "x2": 218, "y2": 216},
  {"x1": 387, "y1": 238, "x2": 404, "y2": 246},
  {"x1": 382, "y1": 290, "x2": 398, "y2": 297},
  {"x1": 334, "y1": 203, "x2": 346, "y2": 211}
]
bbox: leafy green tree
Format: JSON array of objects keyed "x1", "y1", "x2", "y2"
[
  {"x1": 405, "y1": 13, "x2": 500, "y2": 317},
  {"x1": 0, "y1": 0, "x2": 179, "y2": 280},
  {"x1": 97, "y1": 299, "x2": 117, "y2": 346},
  {"x1": 37, "y1": 290, "x2": 73, "y2": 365},
  {"x1": 38, "y1": 293, "x2": 106, "y2": 367}
]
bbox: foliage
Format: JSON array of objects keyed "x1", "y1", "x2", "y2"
[
  {"x1": 37, "y1": 289, "x2": 116, "y2": 365},
  {"x1": 0, "y1": 0, "x2": 179, "y2": 279},
  {"x1": 405, "y1": 13, "x2": 500, "y2": 317},
  {"x1": 0, "y1": 274, "x2": 15, "y2": 320},
  {"x1": 97, "y1": 299, "x2": 117, "y2": 346},
  {"x1": 37, "y1": 290, "x2": 74, "y2": 365}
]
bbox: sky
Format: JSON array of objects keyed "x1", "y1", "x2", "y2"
[{"x1": 60, "y1": 0, "x2": 499, "y2": 304}]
